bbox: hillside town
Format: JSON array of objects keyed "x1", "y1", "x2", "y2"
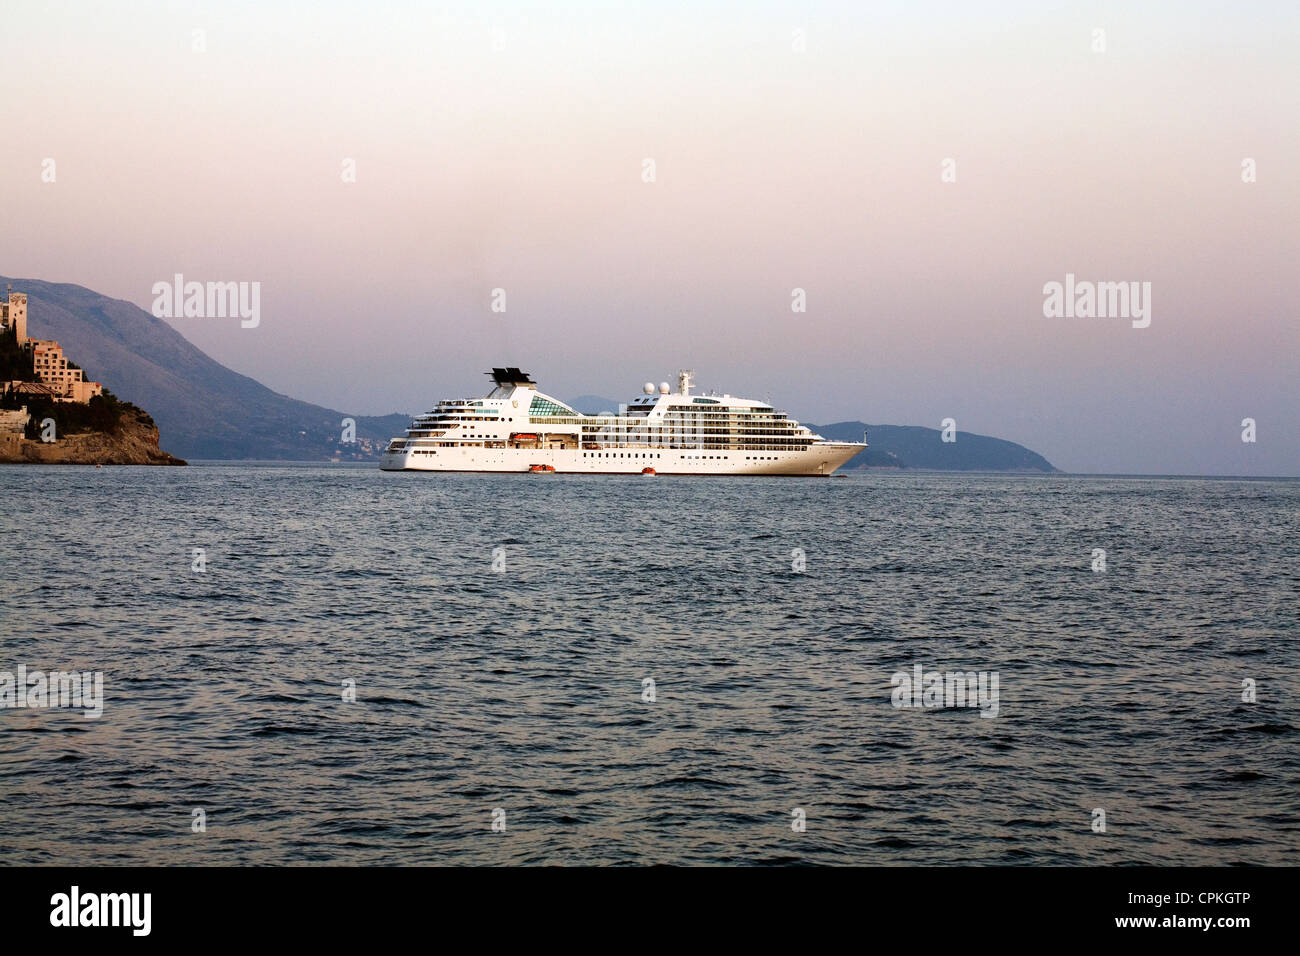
[
  {"x1": 1, "y1": 285, "x2": 106, "y2": 448},
  {"x1": 1, "y1": 285, "x2": 104, "y2": 403},
  {"x1": 0, "y1": 285, "x2": 183, "y2": 464}
]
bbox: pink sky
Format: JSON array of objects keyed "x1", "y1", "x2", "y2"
[{"x1": 2, "y1": 1, "x2": 1297, "y2": 473}]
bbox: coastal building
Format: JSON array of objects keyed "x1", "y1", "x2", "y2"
[
  {"x1": 0, "y1": 286, "x2": 27, "y2": 344},
  {"x1": 3, "y1": 380, "x2": 65, "y2": 402},
  {"x1": 1, "y1": 286, "x2": 103, "y2": 403},
  {"x1": 0, "y1": 405, "x2": 28, "y2": 453},
  {"x1": 0, "y1": 406, "x2": 28, "y2": 433},
  {"x1": 28, "y1": 340, "x2": 103, "y2": 402}
]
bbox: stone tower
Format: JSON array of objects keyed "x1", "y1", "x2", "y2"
[{"x1": 2, "y1": 286, "x2": 27, "y2": 344}]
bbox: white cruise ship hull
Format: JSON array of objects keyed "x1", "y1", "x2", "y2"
[
  {"x1": 380, "y1": 442, "x2": 861, "y2": 476},
  {"x1": 380, "y1": 367, "x2": 866, "y2": 477}
]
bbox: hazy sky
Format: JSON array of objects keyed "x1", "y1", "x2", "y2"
[{"x1": 2, "y1": 1, "x2": 1296, "y2": 474}]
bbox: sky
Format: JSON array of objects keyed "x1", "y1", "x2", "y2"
[{"x1": 1, "y1": 0, "x2": 1297, "y2": 475}]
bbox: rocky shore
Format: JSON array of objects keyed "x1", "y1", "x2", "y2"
[{"x1": 0, "y1": 415, "x2": 186, "y2": 465}]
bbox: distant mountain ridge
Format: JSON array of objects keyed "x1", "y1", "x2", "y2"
[
  {"x1": 1, "y1": 276, "x2": 409, "y2": 460},
  {"x1": 809, "y1": 422, "x2": 1057, "y2": 472},
  {"x1": 4, "y1": 276, "x2": 1057, "y2": 469}
]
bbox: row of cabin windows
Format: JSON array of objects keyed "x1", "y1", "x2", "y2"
[
  {"x1": 408, "y1": 447, "x2": 790, "y2": 458},
  {"x1": 576, "y1": 453, "x2": 792, "y2": 461}
]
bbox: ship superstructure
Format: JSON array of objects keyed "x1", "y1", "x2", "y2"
[{"x1": 379, "y1": 368, "x2": 863, "y2": 476}]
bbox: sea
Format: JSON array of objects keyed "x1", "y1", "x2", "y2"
[{"x1": 1, "y1": 464, "x2": 1296, "y2": 865}]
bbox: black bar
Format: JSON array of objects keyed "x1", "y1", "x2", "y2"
[{"x1": 0, "y1": 866, "x2": 1282, "y2": 942}]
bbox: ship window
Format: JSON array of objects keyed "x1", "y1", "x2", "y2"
[{"x1": 529, "y1": 396, "x2": 575, "y2": 417}]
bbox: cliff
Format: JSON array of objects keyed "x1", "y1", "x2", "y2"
[{"x1": 0, "y1": 409, "x2": 186, "y2": 466}]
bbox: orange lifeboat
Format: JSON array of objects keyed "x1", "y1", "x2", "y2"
[
  {"x1": 641, "y1": 467, "x2": 656, "y2": 476},
  {"x1": 529, "y1": 463, "x2": 556, "y2": 473}
]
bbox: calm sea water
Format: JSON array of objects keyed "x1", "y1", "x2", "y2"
[{"x1": 1, "y1": 464, "x2": 1297, "y2": 865}]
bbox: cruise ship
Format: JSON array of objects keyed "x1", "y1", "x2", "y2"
[{"x1": 379, "y1": 368, "x2": 865, "y2": 476}]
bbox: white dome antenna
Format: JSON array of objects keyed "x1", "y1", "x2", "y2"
[
  {"x1": 658, "y1": 382, "x2": 670, "y2": 394},
  {"x1": 643, "y1": 382, "x2": 656, "y2": 395}
]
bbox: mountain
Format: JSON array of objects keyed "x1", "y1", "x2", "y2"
[
  {"x1": 3, "y1": 276, "x2": 1057, "y2": 470},
  {"x1": 809, "y1": 421, "x2": 1058, "y2": 472},
  {"x1": 1, "y1": 277, "x2": 410, "y2": 460}
]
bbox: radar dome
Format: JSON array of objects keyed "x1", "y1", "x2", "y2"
[
  {"x1": 658, "y1": 382, "x2": 671, "y2": 394},
  {"x1": 643, "y1": 382, "x2": 656, "y2": 394}
]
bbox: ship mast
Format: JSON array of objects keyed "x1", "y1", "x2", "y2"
[{"x1": 677, "y1": 369, "x2": 693, "y2": 396}]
